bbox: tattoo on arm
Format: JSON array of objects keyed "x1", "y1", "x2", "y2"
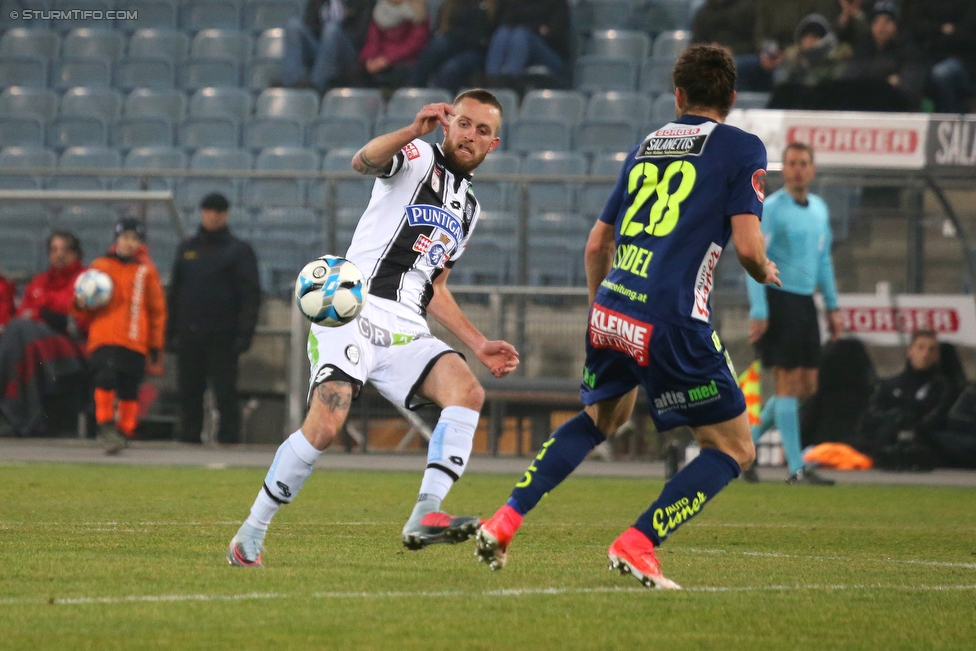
[
  {"x1": 357, "y1": 150, "x2": 391, "y2": 176},
  {"x1": 315, "y1": 381, "x2": 353, "y2": 413}
]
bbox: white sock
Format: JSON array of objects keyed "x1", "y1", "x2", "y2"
[
  {"x1": 419, "y1": 406, "x2": 479, "y2": 502},
  {"x1": 244, "y1": 430, "x2": 321, "y2": 531}
]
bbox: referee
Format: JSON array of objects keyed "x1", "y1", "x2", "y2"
[{"x1": 745, "y1": 142, "x2": 841, "y2": 485}]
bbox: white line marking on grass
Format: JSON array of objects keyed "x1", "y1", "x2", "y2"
[
  {"x1": 684, "y1": 548, "x2": 976, "y2": 569},
  {"x1": 4, "y1": 584, "x2": 976, "y2": 607},
  {"x1": 12, "y1": 521, "x2": 391, "y2": 527}
]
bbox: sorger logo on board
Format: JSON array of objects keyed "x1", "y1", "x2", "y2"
[{"x1": 589, "y1": 304, "x2": 653, "y2": 366}]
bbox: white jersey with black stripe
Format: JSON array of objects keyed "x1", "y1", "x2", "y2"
[{"x1": 344, "y1": 139, "x2": 481, "y2": 322}]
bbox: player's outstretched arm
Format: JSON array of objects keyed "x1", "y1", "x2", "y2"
[
  {"x1": 584, "y1": 220, "x2": 616, "y2": 305},
  {"x1": 426, "y1": 268, "x2": 519, "y2": 378},
  {"x1": 351, "y1": 103, "x2": 455, "y2": 176},
  {"x1": 731, "y1": 213, "x2": 781, "y2": 287}
]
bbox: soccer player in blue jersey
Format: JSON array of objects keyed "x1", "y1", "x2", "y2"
[
  {"x1": 744, "y1": 142, "x2": 841, "y2": 485},
  {"x1": 474, "y1": 45, "x2": 781, "y2": 589}
]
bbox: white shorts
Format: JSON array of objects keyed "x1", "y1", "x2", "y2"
[{"x1": 306, "y1": 299, "x2": 458, "y2": 410}]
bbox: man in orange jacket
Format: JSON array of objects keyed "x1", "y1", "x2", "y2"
[{"x1": 74, "y1": 218, "x2": 167, "y2": 454}]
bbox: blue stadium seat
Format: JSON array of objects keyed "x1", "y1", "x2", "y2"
[
  {"x1": 489, "y1": 87, "x2": 519, "y2": 121},
  {"x1": 254, "y1": 27, "x2": 285, "y2": 58},
  {"x1": 650, "y1": 30, "x2": 690, "y2": 61},
  {"x1": 117, "y1": 0, "x2": 179, "y2": 31},
  {"x1": 190, "y1": 29, "x2": 252, "y2": 61},
  {"x1": 128, "y1": 28, "x2": 190, "y2": 61},
  {"x1": 586, "y1": 91, "x2": 651, "y2": 123},
  {"x1": 51, "y1": 57, "x2": 111, "y2": 89},
  {"x1": 472, "y1": 151, "x2": 519, "y2": 211},
  {"x1": 244, "y1": 116, "x2": 303, "y2": 150},
  {"x1": 305, "y1": 115, "x2": 370, "y2": 152},
  {"x1": 0, "y1": 56, "x2": 48, "y2": 88},
  {"x1": 243, "y1": 0, "x2": 303, "y2": 33},
  {"x1": 508, "y1": 118, "x2": 573, "y2": 155},
  {"x1": 529, "y1": 211, "x2": 591, "y2": 238},
  {"x1": 640, "y1": 58, "x2": 674, "y2": 96},
  {"x1": 113, "y1": 56, "x2": 176, "y2": 90},
  {"x1": 178, "y1": 115, "x2": 240, "y2": 149},
  {"x1": 252, "y1": 232, "x2": 316, "y2": 296},
  {"x1": 113, "y1": 145, "x2": 186, "y2": 191},
  {"x1": 124, "y1": 88, "x2": 186, "y2": 121},
  {"x1": 474, "y1": 209, "x2": 517, "y2": 237},
  {"x1": 734, "y1": 91, "x2": 771, "y2": 110},
  {"x1": 253, "y1": 205, "x2": 318, "y2": 231},
  {"x1": 574, "y1": 55, "x2": 638, "y2": 93},
  {"x1": 321, "y1": 87, "x2": 383, "y2": 121},
  {"x1": 385, "y1": 87, "x2": 451, "y2": 117},
  {"x1": 50, "y1": 0, "x2": 113, "y2": 32},
  {"x1": 574, "y1": 0, "x2": 632, "y2": 33},
  {"x1": 0, "y1": 87, "x2": 59, "y2": 122},
  {"x1": 451, "y1": 239, "x2": 511, "y2": 285},
  {"x1": 255, "y1": 87, "x2": 318, "y2": 121},
  {"x1": 580, "y1": 151, "x2": 626, "y2": 215},
  {"x1": 180, "y1": 0, "x2": 243, "y2": 31},
  {"x1": 149, "y1": 228, "x2": 181, "y2": 277},
  {"x1": 649, "y1": 0, "x2": 695, "y2": 32},
  {"x1": 189, "y1": 86, "x2": 252, "y2": 119},
  {"x1": 374, "y1": 114, "x2": 443, "y2": 145},
  {"x1": 0, "y1": 147, "x2": 56, "y2": 189},
  {"x1": 528, "y1": 236, "x2": 578, "y2": 286},
  {"x1": 60, "y1": 86, "x2": 123, "y2": 121},
  {"x1": 63, "y1": 29, "x2": 125, "y2": 62},
  {"x1": 0, "y1": 29, "x2": 61, "y2": 60},
  {"x1": 47, "y1": 114, "x2": 107, "y2": 149},
  {"x1": 574, "y1": 118, "x2": 639, "y2": 155},
  {"x1": 520, "y1": 151, "x2": 587, "y2": 213},
  {"x1": 0, "y1": 230, "x2": 43, "y2": 274},
  {"x1": 50, "y1": 145, "x2": 120, "y2": 190},
  {"x1": 245, "y1": 57, "x2": 282, "y2": 90},
  {"x1": 649, "y1": 93, "x2": 676, "y2": 126},
  {"x1": 178, "y1": 146, "x2": 253, "y2": 209},
  {"x1": 111, "y1": 116, "x2": 174, "y2": 149},
  {"x1": 0, "y1": 205, "x2": 50, "y2": 234},
  {"x1": 310, "y1": 147, "x2": 372, "y2": 212},
  {"x1": 179, "y1": 58, "x2": 241, "y2": 89},
  {"x1": 0, "y1": 116, "x2": 45, "y2": 148},
  {"x1": 245, "y1": 146, "x2": 318, "y2": 208},
  {"x1": 586, "y1": 30, "x2": 650, "y2": 62},
  {"x1": 519, "y1": 89, "x2": 586, "y2": 124}
]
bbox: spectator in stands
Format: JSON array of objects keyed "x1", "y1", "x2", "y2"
[
  {"x1": 484, "y1": 0, "x2": 571, "y2": 88},
  {"x1": 167, "y1": 194, "x2": 260, "y2": 445},
  {"x1": 932, "y1": 380, "x2": 976, "y2": 468},
  {"x1": 17, "y1": 231, "x2": 88, "y2": 337},
  {"x1": 0, "y1": 269, "x2": 15, "y2": 334},
  {"x1": 858, "y1": 329, "x2": 955, "y2": 470},
  {"x1": 845, "y1": 1, "x2": 926, "y2": 110},
  {"x1": 907, "y1": 0, "x2": 975, "y2": 113},
  {"x1": 768, "y1": 14, "x2": 853, "y2": 109},
  {"x1": 282, "y1": 0, "x2": 376, "y2": 93},
  {"x1": 359, "y1": 0, "x2": 429, "y2": 89},
  {"x1": 835, "y1": 0, "x2": 872, "y2": 47},
  {"x1": 73, "y1": 218, "x2": 166, "y2": 455},
  {"x1": 412, "y1": 0, "x2": 496, "y2": 92},
  {"x1": 692, "y1": 0, "x2": 759, "y2": 90}
]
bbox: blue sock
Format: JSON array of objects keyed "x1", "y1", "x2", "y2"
[
  {"x1": 775, "y1": 396, "x2": 804, "y2": 474},
  {"x1": 507, "y1": 411, "x2": 606, "y2": 516},
  {"x1": 751, "y1": 396, "x2": 777, "y2": 443},
  {"x1": 634, "y1": 447, "x2": 740, "y2": 546}
]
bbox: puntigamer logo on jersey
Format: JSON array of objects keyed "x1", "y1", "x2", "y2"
[{"x1": 405, "y1": 205, "x2": 464, "y2": 246}]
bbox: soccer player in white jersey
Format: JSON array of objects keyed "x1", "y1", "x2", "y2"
[{"x1": 227, "y1": 89, "x2": 520, "y2": 567}]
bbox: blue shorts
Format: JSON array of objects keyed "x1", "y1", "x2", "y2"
[{"x1": 581, "y1": 301, "x2": 746, "y2": 432}]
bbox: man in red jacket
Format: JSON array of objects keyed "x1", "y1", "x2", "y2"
[
  {"x1": 17, "y1": 231, "x2": 88, "y2": 335},
  {"x1": 0, "y1": 270, "x2": 16, "y2": 333}
]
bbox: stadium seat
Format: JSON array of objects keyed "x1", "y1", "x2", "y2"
[
  {"x1": 650, "y1": 30, "x2": 690, "y2": 61},
  {"x1": 128, "y1": 28, "x2": 190, "y2": 61},
  {"x1": 472, "y1": 151, "x2": 519, "y2": 211},
  {"x1": 521, "y1": 151, "x2": 587, "y2": 213},
  {"x1": 586, "y1": 30, "x2": 650, "y2": 62},
  {"x1": 51, "y1": 57, "x2": 111, "y2": 89},
  {"x1": 50, "y1": 145, "x2": 120, "y2": 190},
  {"x1": 47, "y1": 114, "x2": 107, "y2": 149},
  {"x1": 117, "y1": 0, "x2": 179, "y2": 31},
  {"x1": 149, "y1": 228, "x2": 181, "y2": 277},
  {"x1": 474, "y1": 209, "x2": 517, "y2": 236},
  {"x1": 574, "y1": 118, "x2": 639, "y2": 155},
  {"x1": 178, "y1": 146, "x2": 253, "y2": 209},
  {"x1": 244, "y1": 116, "x2": 303, "y2": 150},
  {"x1": 321, "y1": 87, "x2": 383, "y2": 121},
  {"x1": 586, "y1": 91, "x2": 651, "y2": 123},
  {"x1": 113, "y1": 56, "x2": 176, "y2": 90},
  {"x1": 0, "y1": 146, "x2": 56, "y2": 189},
  {"x1": 0, "y1": 230, "x2": 43, "y2": 274},
  {"x1": 573, "y1": 55, "x2": 638, "y2": 93},
  {"x1": 245, "y1": 146, "x2": 318, "y2": 208},
  {"x1": 60, "y1": 86, "x2": 123, "y2": 121},
  {"x1": 451, "y1": 239, "x2": 511, "y2": 285},
  {"x1": 0, "y1": 87, "x2": 59, "y2": 123},
  {"x1": 245, "y1": 57, "x2": 282, "y2": 90},
  {"x1": 178, "y1": 115, "x2": 240, "y2": 149},
  {"x1": 305, "y1": 115, "x2": 370, "y2": 152},
  {"x1": 734, "y1": 91, "x2": 771, "y2": 110},
  {"x1": 0, "y1": 29, "x2": 61, "y2": 60},
  {"x1": 253, "y1": 205, "x2": 318, "y2": 230},
  {"x1": 310, "y1": 147, "x2": 372, "y2": 212},
  {"x1": 191, "y1": 29, "x2": 253, "y2": 62},
  {"x1": 113, "y1": 145, "x2": 186, "y2": 191},
  {"x1": 111, "y1": 116, "x2": 174, "y2": 149},
  {"x1": 650, "y1": 0, "x2": 695, "y2": 33},
  {"x1": 0, "y1": 56, "x2": 48, "y2": 88},
  {"x1": 254, "y1": 27, "x2": 286, "y2": 58},
  {"x1": 50, "y1": 0, "x2": 113, "y2": 32},
  {"x1": 580, "y1": 151, "x2": 626, "y2": 215},
  {"x1": 528, "y1": 236, "x2": 577, "y2": 286},
  {"x1": 529, "y1": 211, "x2": 591, "y2": 238},
  {"x1": 519, "y1": 89, "x2": 586, "y2": 124},
  {"x1": 243, "y1": 0, "x2": 303, "y2": 33},
  {"x1": 508, "y1": 118, "x2": 573, "y2": 155},
  {"x1": 255, "y1": 87, "x2": 318, "y2": 121},
  {"x1": 179, "y1": 58, "x2": 241, "y2": 89},
  {"x1": 574, "y1": 0, "x2": 632, "y2": 33},
  {"x1": 649, "y1": 93, "x2": 676, "y2": 126},
  {"x1": 0, "y1": 205, "x2": 50, "y2": 235},
  {"x1": 124, "y1": 88, "x2": 186, "y2": 121},
  {"x1": 640, "y1": 58, "x2": 674, "y2": 96},
  {"x1": 0, "y1": 116, "x2": 45, "y2": 148},
  {"x1": 63, "y1": 29, "x2": 125, "y2": 62},
  {"x1": 180, "y1": 0, "x2": 243, "y2": 31},
  {"x1": 189, "y1": 86, "x2": 252, "y2": 119},
  {"x1": 385, "y1": 87, "x2": 451, "y2": 117},
  {"x1": 490, "y1": 87, "x2": 519, "y2": 121},
  {"x1": 253, "y1": 232, "x2": 317, "y2": 296}
]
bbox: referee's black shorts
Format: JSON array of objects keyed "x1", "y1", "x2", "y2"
[{"x1": 757, "y1": 287, "x2": 821, "y2": 370}]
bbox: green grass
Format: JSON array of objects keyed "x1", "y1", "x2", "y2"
[{"x1": 1, "y1": 463, "x2": 975, "y2": 651}]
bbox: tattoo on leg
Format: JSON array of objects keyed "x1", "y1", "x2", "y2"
[{"x1": 315, "y1": 381, "x2": 353, "y2": 412}]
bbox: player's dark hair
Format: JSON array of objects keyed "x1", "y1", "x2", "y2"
[
  {"x1": 47, "y1": 230, "x2": 82, "y2": 259},
  {"x1": 453, "y1": 88, "x2": 504, "y2": 133},
  {"x1": 910, "y1": 328, "x2": 937, "y2": 344},
  {"x1": 672, "y1": 44, "x2": 737, "y2": 117},
  {"x1": 784, "y1": 141, "x2": 815, "y2": 163}
]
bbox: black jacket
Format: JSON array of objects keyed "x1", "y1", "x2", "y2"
[
  {"x1": 692, "y1": 0, "x2": 757, "y2": 57},
  {"x1": 303, "y1": 0, "x2": 376, "y2": 50},
  {"x1": 860, "y1": 362, "x2": 955, "y2": 446},
  {"x1": 166, "y1": 226, "x2": 260, "y2": 350},
  {"x1": 847, "y1": 33, "x2": 926, "y2": 109},
  {"x1": 437, "y1": 0, "x2": 495, "y2": 51},
  {"x1": 495, "y1": 0, "x2": 571, "y2": 61}
]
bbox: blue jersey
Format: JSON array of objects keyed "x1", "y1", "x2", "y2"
[{"x1": 596, "y1": 115, "x2": 767, "y2": 330}]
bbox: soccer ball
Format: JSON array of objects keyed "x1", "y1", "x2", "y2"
[
  {"x1": 74, "y1": 269, "x2": 113, "y2": 310},
  {"x1": 294, "y1": 255, "x2": 366, "y2": 326}
]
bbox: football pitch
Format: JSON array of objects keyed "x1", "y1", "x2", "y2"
[{"x1": 2, "y1": 463, "x2": 975, "y2": 650}]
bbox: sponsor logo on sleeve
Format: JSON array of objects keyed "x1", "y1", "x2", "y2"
[
  {"x1": 588, "y1": 303, "x2": 653, "y2": 366},
  {"x1": 692, "y1": 243, "x2": 723, "y2": 323},
  {"x1": 403, "y1": 142, "x2": 421, "y2": 160},
  {"x1": 752, "y1": 169, "x2": 766, "y2": 202}
]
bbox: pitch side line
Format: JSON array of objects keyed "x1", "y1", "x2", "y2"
[
  {"x1": 4, "y1": 584, "x2": 976, "y2": 606},
  {"x1": 683, "y1": 547, "x2": 976, "y2": 570}
]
